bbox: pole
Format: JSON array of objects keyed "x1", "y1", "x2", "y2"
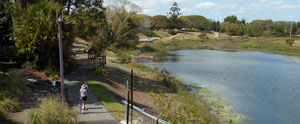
[
  {"x1": 130, "y1": 69, "x2": 133, "y2": 124},
  {"x1": 58, "y1": 16, "x2": 65, "y2": 103},
  {"x1": 126, "y1": 80, "x2": 129, "y2": 124}
]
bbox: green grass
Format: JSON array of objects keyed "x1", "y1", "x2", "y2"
[{"x1": 86, "y1": 72, "x2": 124, "y2": 120}]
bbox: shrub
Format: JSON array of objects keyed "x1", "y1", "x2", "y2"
[
  {"x1": 286, "y1": 38, "x2": 295, "y2": 46},
  {"x1": 0, "y1": 98, "x2": 19, "y2": 113},
  {"x1": 198, "y1": 32, "x2": 208, "y2": 39},
  {"x1": 168, "y1": 29, "x2": 177, "y2": 35},
  {"x1": 97, "y1": 66, "x2": 106, "y2": 75},
  {"x1": 24, "y1": 61, "x2": 37, "y2": 69},
  {"x1": 142, "y1": 30, "x2": 161, "y2": 38},
  {"x1": 159, "y1": 68, "x2": 178, "y2": 92},
  {"x1": 26, "y1": 97, "x2": 78, "y2": 124},
  {"x1": 0, "y1": 72, "x2": 24, "y2": 99},
  {"x1": 64, "y1": 57, "x2": 79, "y2": 72},
  {"x1": 0, "y1": 107, "x2": 8, "y2": 123},
  {"x1": 116, "y1": 52, "x2": 131, "y2": 64},
  {"x1": 43, "y1": 67, "x2": 59, "y2": 78}
]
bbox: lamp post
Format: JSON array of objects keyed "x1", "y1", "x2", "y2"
[{"x1": 58, "y1": 15, "x2": 65, "y2": 103}]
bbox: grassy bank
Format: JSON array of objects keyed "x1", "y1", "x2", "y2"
[
  {"x1": 138, "y1": 37, "x2": 300, "y2": 57},
  {"x1": 0, "y1": 72, "x2": 24, "y2": 123},
  {"x1": 86, "y1": 72, "x2": 124, "y2": 120},
  {"x1": 241, "y1": 37, "x2": 300, "y2": 55}
]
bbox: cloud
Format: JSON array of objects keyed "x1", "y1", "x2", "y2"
[
  {"x1": 250, "y1": 0, "x2": 299, "y2": 10},
  {"x1": 131, "y1": 0, "x2": 158, "y2": 8},
  {"x1": 196, "y1": 2, "x2": 215, "y2": 9},
  {"x1": 160, "y1": 0, "x2": 196, "y2": 4},
  {"x1": 181, "y1": 8, "x2": 193, "y2": 12},
  {"x1": 142, "y1": 9, "x2": 153, "y2": 14},
  {"x1": 224, "y1": 0, "x2": 248, "y2": 2}
]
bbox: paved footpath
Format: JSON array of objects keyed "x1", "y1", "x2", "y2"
[{"x1": 64, "y1": 54, "x2": 120, "y2": 124}]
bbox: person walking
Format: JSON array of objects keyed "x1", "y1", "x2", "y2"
[{"x1": 79, "y1": 84, "x2": 88, "y2": 113}]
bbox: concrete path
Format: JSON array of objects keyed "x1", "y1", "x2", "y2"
[{"x1": 64, "y1": 53, "x2": 120, "y2": 124}]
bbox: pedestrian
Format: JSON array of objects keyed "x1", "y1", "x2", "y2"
[
  {"x1": 79, "y1": 84, "x2": 88, "y2": 113},
  {"x1": 51, "y1": 78, "x2": 56, "y2": 92}
]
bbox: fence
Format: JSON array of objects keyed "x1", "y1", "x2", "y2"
[{"x1": 122, "y1": 100, "x2": 171, "y2": 124}]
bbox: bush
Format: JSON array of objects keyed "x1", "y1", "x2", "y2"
[
  {"x1": 142, "y1": 30, "x2": 161, "y2": 38},
  {"x1": 286, "y1": 38, "x2": 295, "y2": 46},
  {"x1": 198, "y1": 32, "x2": 208, "y2": 39},
  {"x1": 24, "y1": 61, "x2": 37, "y2": 69},
  {"x1": 26, "y1": 97, "x2": 78, "y2": 124},
  {"x1": 0, "y1": 107, "x2": 8, "y2": 123},
  {"x1": 0, "y1": 98, "x2": 19, "y2": 113},
  {"x1": 97, "y1": 66, "x2": 106, "y2": 75},
  {"x1": 159, "y1": 68, "x2": 178, "y2": 92},
  {"x1": 64, "y1": 57, "x2": 79, "y2": 72},
  {"x1": 0, "y1": 72, "x2": 24, "y2": 99},
  {"x1": 0, "y1": 72, "x2": 23, "y2": 122},
  {"x1": 43, "y1": 67, "x2": 59, "y2": 78},
  {"x1": 116, "y1": 52, "x2": 131, "y2": 64},
  {"x1": 168, "y1": 29, "x2": 177, "y2": 35}
]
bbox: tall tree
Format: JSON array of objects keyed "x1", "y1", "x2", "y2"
[
  {"x1": 14, "y1": 1, "x2": 75, "y2": 69},
  {"x1": 0, "y1": 1, "x2": 15, "y2": 61},
  {"x1": 168, "y1": 2, "x2": 182, "y2": 30},
  {"x1": 106, "y1": 0, "x2": 141, "y2": 48}
]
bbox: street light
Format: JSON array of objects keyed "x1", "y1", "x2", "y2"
[{"x1": 57, "y1": 15, "x2": 65, "y2": 103}]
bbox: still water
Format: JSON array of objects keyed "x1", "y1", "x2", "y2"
[{"x1": 142, "y1": 50, "x2": 300, "y2": 124}]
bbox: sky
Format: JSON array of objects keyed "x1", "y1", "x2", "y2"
[{"x1": 105, "y1": 0, "x2": 300, "y2": 22}]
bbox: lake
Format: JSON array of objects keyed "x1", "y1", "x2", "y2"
[{"x1": 142, "y1": 49, "x2": 300, "y2": 124}]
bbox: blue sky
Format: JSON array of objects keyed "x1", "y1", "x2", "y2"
[{"x1": 107, "y1": 0, "x2": 300, "y2": 22}]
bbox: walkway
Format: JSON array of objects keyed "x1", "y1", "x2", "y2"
[{"x1": 64, "y1": 53, "x2": 120, "y2": 124}]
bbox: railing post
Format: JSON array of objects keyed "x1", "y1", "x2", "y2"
[
  {"x1": 125, "y1": 80, "x2": 129, "y2": 123},
  {"x1": 142, "y1": 108, "x2": 145, "y2": 124}
]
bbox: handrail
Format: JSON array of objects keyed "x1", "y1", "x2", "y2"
[{"x1": 122, "y1": 100, "x2": 171, "y2": 124}]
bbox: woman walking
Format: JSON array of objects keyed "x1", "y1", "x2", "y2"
[{"x1": 79, "y1": 84, "x2": 88, "y2": 113}]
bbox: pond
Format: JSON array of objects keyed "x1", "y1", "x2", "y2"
[{"x1": 141, "y1": 49, "x2": 300, "y2": 124}]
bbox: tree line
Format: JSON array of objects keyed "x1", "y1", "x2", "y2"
[
  {"x1": 148, "y1": 2, "x2": 300, "y2": 37},
  {"x1": 1, "y1": 0, "x2": 300, "y2": 70}
]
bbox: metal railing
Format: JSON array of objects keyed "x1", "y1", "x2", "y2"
[{"x1": 122, "y1": 100, "x2": 171, "y2": 124}]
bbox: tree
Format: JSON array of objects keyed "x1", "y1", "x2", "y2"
[
  {"x1": 14, "y1": 1, "x2": 75, "y2": 69},
  {"x1": 221, "y1": 22, "x2": 244, "y2": 35},
  {"x1": 296, "y1": 28, "x2": 300, "y2": 35},
  {"x1": 224, "y1": 15, "x2": 238, "y2": 23},
  {"x1": 0, "y1": 1, "x2": 15, "y2": 62},
  {"x1": 168, "y1": 2, "x2": 182, "y2": 30},
  {"x1": 106, "y1": 0, "x2": 141, "y2": 48},
  {"x1": 151, "y1": 15, "x2": 169, "y2": 30},
  {"x1": 180, "y1": 15, "x2": 211, "y2": 30},
  {"x1": 245, "y1": 20, "x2": 272, "y2": 37}
]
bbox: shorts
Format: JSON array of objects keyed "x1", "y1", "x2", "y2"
[{"x1": 82, "y1": 96, "x2": 87, "y2": 102}]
